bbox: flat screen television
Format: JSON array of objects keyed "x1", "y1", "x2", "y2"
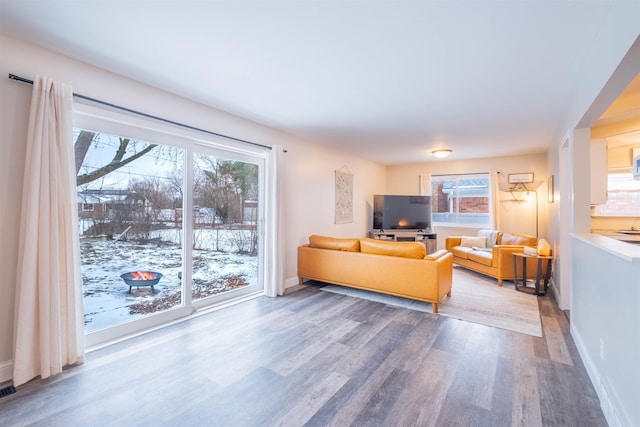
[{"x1": 373, "y1": 195, "x2": 432, "y2": 231}]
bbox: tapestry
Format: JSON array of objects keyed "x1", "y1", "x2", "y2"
[{"x1": 335, "y1": 168, "x2": 353, "y2": 224}]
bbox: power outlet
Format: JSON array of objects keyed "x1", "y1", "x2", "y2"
[{"x1": 600, "y1": 338, "x2": 605, "y2": 361}]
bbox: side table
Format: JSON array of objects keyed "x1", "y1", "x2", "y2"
[{"x1": 512, "y1": 252, "x2": 553, "y2": 295}]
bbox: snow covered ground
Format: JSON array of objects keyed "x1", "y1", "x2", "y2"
[{"x1": 81, "y1": 228, "x2": 258, "y2": 332}]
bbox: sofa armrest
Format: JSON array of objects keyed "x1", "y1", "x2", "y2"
[
  {"x1": 493, "y1": 245, "x2": 538, "y2": 277},
  {"x1": 425, "y1": 249, "x2": 449, "y2": 260},
  {"x1": 493, "y1": 245, "x2": 524, "y2": 265},
  {"x1": 445, "y1": 237, "x2": 462, "y2": 252}
]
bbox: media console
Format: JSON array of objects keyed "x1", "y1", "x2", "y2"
[{"x1": 368, "y1": 230, "x2": 437, "y2": 254}]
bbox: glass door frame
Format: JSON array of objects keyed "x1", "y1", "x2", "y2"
[
  {"x1": 189, "y1": 142, "x2": 265, "y2": 311},
  {"x1": 75, "y1": 104, "x2": 267, "y2": 348}
]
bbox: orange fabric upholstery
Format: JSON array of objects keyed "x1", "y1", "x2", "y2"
[{"x1": 298, "y1": 237, "x2": 452, "y2": 313}]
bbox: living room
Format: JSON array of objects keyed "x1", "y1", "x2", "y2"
[{"x1": 0, "y1": 2, "x2": 639, "y2": 426}]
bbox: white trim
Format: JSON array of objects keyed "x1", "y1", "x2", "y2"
[
  {"x1": 571, "y1": 324, "x2": 630, "y2": 427},
  {"x1": 284, "y1": 276, "x2": 301, "y2": 290},
  {"x1": 86, "y1": 291, "x2": 264, "y2": 354},
  {"x1": 0, "y1": 359, "x2": 12, "y2": 384},
  {"x1": 74, "y1": 102, "x2": 268, "y2": 159},
  {"x1": 74, "y1": 102, "x2": 268, "y2": 348}
]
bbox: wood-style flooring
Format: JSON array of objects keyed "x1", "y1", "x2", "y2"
[{"x1": 0, "y1": 284, "x2": 607, "y2": 427}]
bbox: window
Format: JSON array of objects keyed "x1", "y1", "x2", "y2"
[
  {"x1": 592, "y1": 172, "x2": 640, "y2": 216},
  {"x1": 76, "y1": 129, "x2": 187, "y2": 334},
  {"x1": 82, "y1": 203, "x2": 94, "y2": 211},
  {"x1": 74, "y1": 105, "x2": 267, "y2": 347},
  {"x1": 431, "y1": 173, "x2": 492, "y2": 227}
]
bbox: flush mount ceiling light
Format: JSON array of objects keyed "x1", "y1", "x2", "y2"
[{"x1": 432, "y1": 149, "x2": 452, "y2": 159}]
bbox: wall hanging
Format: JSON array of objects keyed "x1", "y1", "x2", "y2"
[{"x1": 335, "y1": 166, "x2": 353, "y2": 224}]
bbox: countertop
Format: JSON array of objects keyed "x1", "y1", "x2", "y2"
[
  {"x1": 591, "y1": 229, "x2": 640, "y2": 243},
  {"x1": 581, "y1": 229, "x2": 640, "y2": 262}
]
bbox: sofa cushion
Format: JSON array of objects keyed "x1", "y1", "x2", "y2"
[
  {"x1": 467, "y1": 250, "x2": 493, "y2": 266},
  {"x1": 451, "y1": 245, "x2": 474, "y2": 259},
  {"x1": 309, "y1": 235, "x2": 360, "y2": 252},
  {"x1": 461, "y1": 236, "x2": 487, "y2": 248},
  {"x1": 477, "y1": 229, "x2": 501, "y2": 248},
  {"x1": 499, "y1": 232, "x2": 537, "y2": 246},
  {"x1": 360, "y1": 238, "x2": 426, "y2": 259}
]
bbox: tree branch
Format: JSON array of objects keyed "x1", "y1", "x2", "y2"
[
  {"x1": 74, "y1": 130, "x2": 95, "y2": 175},
  {"x1": 76, "y1": 144, "x2": 158, "y2": 186}
]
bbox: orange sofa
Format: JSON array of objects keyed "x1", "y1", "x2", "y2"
[
  {"x1": 445, "y1": 230, "x2": 538, "y2": 286},
  {"x1": 298, "y1": 235, "x2": 453, "y2": 313}
]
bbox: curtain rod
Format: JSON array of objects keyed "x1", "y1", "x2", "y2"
[{"x1": 8, "y1": 73, "x2": 272, "y2": 151}]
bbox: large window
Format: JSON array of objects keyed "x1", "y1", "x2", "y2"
[
  {"x1": 74, "y1": 106, "x2": 266, "y2": 346},
  {"x1": 431, "y1": 173, "x2": 492, "y2": 227},
  {"x1": 592, "y1": 172, "x2": 640, "y2": 216},
  {"x1": 77, "y1": 130, "x2": 186, "y2": 333}
]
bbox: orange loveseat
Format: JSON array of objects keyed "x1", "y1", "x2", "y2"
[
  {"x1": 298, "y1": 235, "x2": 453, "y2": 313},
  {"x1": 445, "y1": 230, "x2": 538, "y2": 286}
]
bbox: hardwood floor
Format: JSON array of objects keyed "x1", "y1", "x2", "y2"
[{"x1": 0, "y1": 285, "x2": 607, "y2": 426}]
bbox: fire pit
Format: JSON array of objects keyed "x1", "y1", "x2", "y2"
[{"x1": 120, "y1": 271, "x2": 163, "y2": 293}]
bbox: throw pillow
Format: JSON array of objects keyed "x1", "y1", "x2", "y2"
[
  {"x1": 500, "y1": 232, "x2": 537, "y2": 246},
  {"x1": 460, "y1": 236, "x2": 487, "y2": 248},
  {"x1": 477, "y1": 229, "x2": 500, "y2": 248}
]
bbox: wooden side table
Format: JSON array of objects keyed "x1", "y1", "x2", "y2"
[{"x1": 512, "y1": 252, "x2": 553, "y2": 295}]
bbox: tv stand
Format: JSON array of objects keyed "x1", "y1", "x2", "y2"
[{"x1": 369, "y1": 229, "x2": 437, "y2": 254}]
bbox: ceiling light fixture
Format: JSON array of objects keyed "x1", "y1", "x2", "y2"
[{"x1": 432, "y1": 149, "x2": 452, "y2": 159}]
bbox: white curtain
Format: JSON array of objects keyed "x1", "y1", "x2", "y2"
[
  {"x1": 264, "y1": 144, "x2": 285, "y2": 297},
  {"x1": 418, "y1": 174, "x2": 430, "y2": 196},
  {"x1": 13, "y1": 76, "x2": 84, "y2": 387},
  {"x1": 491, "y1": 170, "x2": 501, "y2": 229}
]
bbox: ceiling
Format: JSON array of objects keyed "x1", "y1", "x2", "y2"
[
  {"x1": 593, "y1": 73, "x2": 640, "y2": 148},
  {"x1": 0, "y1": 1, "x2": 638, "y2": 164}
]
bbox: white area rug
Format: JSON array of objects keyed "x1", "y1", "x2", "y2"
[{"x1": 318, "y1": 266, "x2": 542, "y2": 337}]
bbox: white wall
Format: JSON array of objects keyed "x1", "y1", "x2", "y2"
[
  {"x1": 571, "y1": 238, "x2": 640, "y2": 426},
  {"x1": 386, "y1": 153, "x2": 548, "y2": 248},
  {"x1": 544, "y1": 5, "x2": 640, "y2": 425},
  {"x1": 0, "y1": 33, "x2": 386, "y2": 380},
  {"x1": 280, "y1": 139, "x2": 387, "y2": 288}
]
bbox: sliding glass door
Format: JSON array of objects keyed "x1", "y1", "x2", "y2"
[
  {"x1": 77, "y1": 130, "x2": 187, "y2": 338},
  {"x1": 74, "y1": 113, "x2": 266, "y2": 347},
  {"x1": 191, "y1": 148, "x2": 263, "y2": 307}
]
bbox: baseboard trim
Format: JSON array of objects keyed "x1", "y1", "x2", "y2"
[
  {"x1": 570, "y1": 324, "x2": 630, "y2": 427},
  {"x1": 283, "y1": 283, "x2": 307, "y2": 294},
  {"x1": 284, "y1": 276, "x2": 301, "y2": 291},
  {"x1": 0, "y1": 360, "x2": 13, "y2": 384}
]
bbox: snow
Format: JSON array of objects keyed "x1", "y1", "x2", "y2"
[{"x1": 82, "y1": 228, "x2": 258, "y2": 332}]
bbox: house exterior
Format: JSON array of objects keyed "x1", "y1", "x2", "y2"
[
  {"x1": 77, "y1": 189, "x2": 149, "y2": 221},
  {"x1": 1, "y1": 16, "x2": 639, "y2": 427}
]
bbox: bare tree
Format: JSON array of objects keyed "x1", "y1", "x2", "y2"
[
  {"x1": 74, "y1": 130, "x2": 157, "y2": 186},
  {"x1": 130, "y1": 177, "x2": 174, "y2": 211}
]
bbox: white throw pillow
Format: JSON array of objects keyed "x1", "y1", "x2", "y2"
[
  {"x1": 477, "y1": 229, "x2": 500, "y2": 247},
  {"x1": 460, "y1": 236, "x2": 487, "y2": 248}
]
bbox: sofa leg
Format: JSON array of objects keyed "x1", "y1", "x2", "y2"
[
  {"x1": 298, "y1": 277, "x2": 303, "y2": 285},
  {"x1": 447, "y1": 290, "x2": 451, "y2": 297},
  {"x1": 432, "y1": 303, "x2": 438, "y2": 314},
  {"x1": 498, "y1": 279, "x2": 503, "y2": 286}
]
